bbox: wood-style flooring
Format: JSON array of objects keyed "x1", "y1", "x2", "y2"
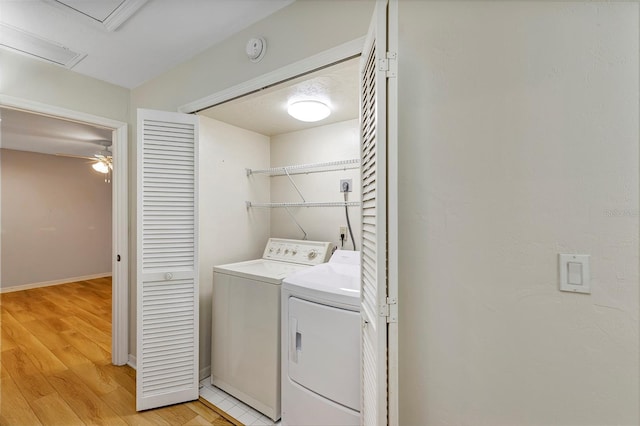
[{"x1": 0, "y1": 277, "x2": 232, "y2": 426}]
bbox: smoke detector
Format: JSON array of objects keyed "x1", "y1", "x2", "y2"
[{"x1": 246, "y1": 37, "x2": 266, "y2": 63}]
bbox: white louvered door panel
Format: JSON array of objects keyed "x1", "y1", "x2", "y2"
[
  {"x1": 136, "y1": 109, "x2": 199, "y2": 411},
  {"x1": 360, "y1": 1, "x2": 389, "y2": 425}
]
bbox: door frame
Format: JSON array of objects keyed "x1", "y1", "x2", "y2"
[
  {"x1": 387, "y1": 0, "x2": 399, "y2": 424},
  {"x1": 178, "y1": 38, "x2": 365, "y2": 114},
  {"x1": 0, "y1": 94, "x2": 129, "y2": 365}
]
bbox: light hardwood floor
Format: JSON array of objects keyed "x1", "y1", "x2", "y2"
[{"x1": 0, "y1": 278, "x2": 232, "y2": 426}]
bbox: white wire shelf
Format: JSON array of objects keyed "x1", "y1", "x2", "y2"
[
  {"x1": 246, "y1": 159, "x2": 360, "y2": 177},
  {"x1": 246, "y1": 201, "x2": 361, "y2": 208}
]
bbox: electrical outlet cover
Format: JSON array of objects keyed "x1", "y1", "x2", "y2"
[
  {"x1": 340, "y1": 226, "x2": 348, "y2": 241},
  {"x1": 340, "y1": 179, "x2": 353, "y2": 192}
]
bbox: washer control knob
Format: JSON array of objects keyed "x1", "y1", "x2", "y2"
[
  {"x1": 285, "y1": 249, "x2": 289, "y2": 255},
  {"x1": 292, "y1": 250, "x2": 297, "y2": 256},
  {"x1": 308, "y1": 250, "x2": 318, "y2": 260}
]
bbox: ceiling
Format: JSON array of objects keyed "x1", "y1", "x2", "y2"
[
  {"x1": 0, "y1": 107, "x2": 113, "y2": 157},
  {"x1": 0, "y1": 0, "x2": 294, "y2": 89},
  {"x1": 0, "y1": 1, "x2": 359, "y2": 156},
  {"x1": 199, "y1": 58, "x2": 359, "y2": 136}
]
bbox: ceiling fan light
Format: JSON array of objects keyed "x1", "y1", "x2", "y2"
[
  {"x1": 92, "y1": 161, "x2": 109, "y2": 174},
  {"x1": 287, "y1": 100, "x2": 331, "y2": 122}
]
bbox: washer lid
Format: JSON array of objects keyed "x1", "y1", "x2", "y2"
[
  {"x1": 283, "y1": 261, "x2": 360, "y2": 308},
  {"x1": 214, "y1": 259, "x2": 309, "y2": 285}
]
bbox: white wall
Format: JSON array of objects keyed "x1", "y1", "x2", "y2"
[
  {"x1": 0, "y1": 50, "x2": 129, "y2": 123},
  {"x1": 397, "y1": 2, "x2": 639, "y2": 425},
  {"x1": 198, "y1": 116, "x2": 271, "y2": 376},
  {"x1": 270, "y1": 119, "x2": 361, "y2": 249},
  {"x1": 198, "y1": 118, "x2": 359, "y2": 376},
  {"x1": 1, "y1": 149, "x2": 112, "y2": 289}
]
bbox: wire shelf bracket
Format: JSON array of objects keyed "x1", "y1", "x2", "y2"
[
  {"x1": 246, "y1": 201, "x2": 361, "y2": 208},
  {"x1": 246, "y1": 158, "x2": 360, "y2": 177},
  {"x1": 245, "y1": 158, "x2": 361, "y2": 237}
]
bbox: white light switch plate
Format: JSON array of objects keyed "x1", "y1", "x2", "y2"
[{"x1": 559, "y1": 254, "x2": 590, "y2": 294}]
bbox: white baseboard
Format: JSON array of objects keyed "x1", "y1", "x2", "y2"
[
  {"x1": 0, "y1": 273, "x2": 112, "y2": 293},
  {"x1": 199, "y1": 365, "x2": 211, "y2": 382},
  {"x1": 127, "y1": 354, "x2": 137, "y2": 370}
]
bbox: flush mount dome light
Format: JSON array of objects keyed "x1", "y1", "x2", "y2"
[{"x1": 287, "y1": 100, "x2": 331, "y2": 122}]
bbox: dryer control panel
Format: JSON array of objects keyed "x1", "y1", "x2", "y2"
[{"x1": 262, "y1": 238, "x2": 333, "y2": 265}]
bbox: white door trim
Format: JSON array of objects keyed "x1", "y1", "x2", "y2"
[
  {"x1": 0, "y1": 94, "x2": 129, "y2": 366},
  {"x1": 178, "y1": 37, "x2": 365, "y2": 114}
]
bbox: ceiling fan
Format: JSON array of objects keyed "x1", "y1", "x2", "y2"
[{"x1": 56, "y1": 141, "x2": 113, "y2": 183}]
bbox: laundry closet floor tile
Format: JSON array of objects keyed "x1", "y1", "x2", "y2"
[{"x1": 199, "y1": 379, "x2": 280, "y2": 426}]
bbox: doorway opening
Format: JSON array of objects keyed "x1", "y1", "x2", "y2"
[
  {"x1": 0, "y1": 96, "x2": 128, "y2": 365},
  {"x1": 179, "y1": 48, "x2": 362, "y2": 422}
]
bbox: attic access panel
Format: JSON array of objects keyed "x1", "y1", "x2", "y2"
[
  {"x1": 0, "y1": 22, "x2": 86, "y2": 68},
  {"x1": 48, "y1": 0, "x2": 148, "y2": 31}
]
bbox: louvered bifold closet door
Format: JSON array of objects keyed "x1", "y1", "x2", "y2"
[
  {"x1": 136, "y1": 109, "x2": 199, "y2": 411},
  {"x1": 360, "y1": 1, "x2": 389, "y2": 425}
]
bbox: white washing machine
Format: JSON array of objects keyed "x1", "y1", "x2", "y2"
[
  {"x1": 211, "y1": 238, "x2": 333, "y2": 421},
  {"x1": 281, "y1": 250, "x2": 361, "y2": 426}
]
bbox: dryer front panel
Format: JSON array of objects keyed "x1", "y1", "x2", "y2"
[{"x1": 287, "y1": 297, "x2": 361, "y2": 411}]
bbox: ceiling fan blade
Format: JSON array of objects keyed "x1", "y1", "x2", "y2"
[{"x1": 55, "y1": 153, "x2": 98, "y2": 161}]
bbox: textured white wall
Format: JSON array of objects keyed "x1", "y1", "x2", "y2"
[
  {"x1": 198, "y1": 116, "x2": 271, "y2": 376},
  {"x1": 270, "y1": 119, "x2": 361, "y2": 249},
  {"x1": 1, "y1": 149, "x2": 112, "y2": 288},
  {"x1": 397, "y1": 2, "x2": 639, "y2": 425}
]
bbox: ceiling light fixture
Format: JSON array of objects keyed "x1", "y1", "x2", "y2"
[
  {"x1": 287, "y1": 100, "x2": 331, "y2": 122},
  {"x1": 92, "y1": 161, "x2": 109, "y2": 174}
]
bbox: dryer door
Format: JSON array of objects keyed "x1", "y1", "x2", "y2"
[{"x1": 288, "y1": 297, "x2": 361, "y2": 411}]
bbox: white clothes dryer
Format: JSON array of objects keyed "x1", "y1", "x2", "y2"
[
  {"x1": 281, "y1": 250, "x2": 361, "y2": 426},
  {"x1": 211, "y1": 238, "x2": 333, "y2": 421}
]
